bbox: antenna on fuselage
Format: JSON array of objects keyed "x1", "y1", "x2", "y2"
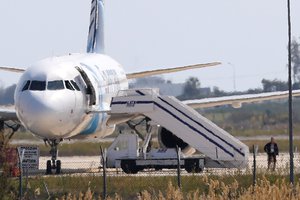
[{"x1": 86, "y1": 0, "x2": 105, "y2": 54}]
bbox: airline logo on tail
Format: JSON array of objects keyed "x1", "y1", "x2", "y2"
[{"x1": 87, "y1": 0, "x2": 105, "y2": 53}]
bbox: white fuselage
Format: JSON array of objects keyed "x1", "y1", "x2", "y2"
[{"x1": 15, "y1": 53, "x2": 128, "y2": 140}]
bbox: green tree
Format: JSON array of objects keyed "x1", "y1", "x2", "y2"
[
  {"x1": 212, "y1": 86, "x2": 226, "y2": 97},
  {"x1": 247, "y1": 88, "x2": 263, "y2": 94},
  {"x1": 261, "y1": 79, "x2": 288, "y2": 92},
  {"x1": 179, "y1": 77, "x2": 201, "y2": 100},
  {"x1": 291, "y1": 38, "x2": 300, "y2": 83}
]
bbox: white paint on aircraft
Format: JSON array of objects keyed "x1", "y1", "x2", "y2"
[{"x1": 15, "y1": 53, "x2": 128, "y2": 139}]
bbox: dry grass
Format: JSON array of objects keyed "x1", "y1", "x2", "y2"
[
  {"x1": 137, "y1": 179, "x2": 300, "y2": 200},
  {"x1": 2, "y1": 173, "x2": 300, "y2": 200},
  {"x1": 53, "y1": 176, "x2": 300, "y2": 200}
]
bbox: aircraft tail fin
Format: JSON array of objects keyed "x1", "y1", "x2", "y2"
[{"x1": 87, "y1": 0, "x2": 105, "y2": 54}]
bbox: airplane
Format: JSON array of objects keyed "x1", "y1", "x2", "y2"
[{"x1": 0, "y1": 0, "x2": 300, "y2": 174}]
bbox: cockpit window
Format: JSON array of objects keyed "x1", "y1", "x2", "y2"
[
  {"x1": 71, "y1": 80, "x2": 80, "y2": 91},
  {"x1": 65, "y1": 81, "x2": 74, "y2": 90},
  {"x1": 29, "y1": 81, "x2": 46, "y2": 91},
  {"x1": 47, "y1": 80, "x2": 64, "y2": 90},
  {"x1": 22, "y1": 80, "x2": 31, "y2": 91}
]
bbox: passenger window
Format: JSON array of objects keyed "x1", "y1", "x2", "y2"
[
  {"x1": 65, "y1": 81, "x2": 74, "y2": 90},
  {"x1": 47, "y1": 80, "x2": 64, "y2": 90},
  {"x1": 71, "y1": 80, "x2": 80, "y2": 91},
  {"x1": 22, "y1": 80, "x2": 31, "y2": 91},
  {"x1": 29, "y1": 81, "x2": 46, "y2": 91}
]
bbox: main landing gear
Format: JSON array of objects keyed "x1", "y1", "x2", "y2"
[{"x1": 44, "y1": 139, "x2": 62, "y2": 174}]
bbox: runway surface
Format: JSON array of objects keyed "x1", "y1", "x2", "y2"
[{"x1": 30, "y1": 153, "x2": 300, "y2": 176}]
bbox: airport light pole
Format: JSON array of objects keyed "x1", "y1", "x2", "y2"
[
  {"x1": 228, "y1": 62, "x2": 236, "y2": 92},
  {"x1": 287, "y1": 0, "x2": 294, "y2": 185}
]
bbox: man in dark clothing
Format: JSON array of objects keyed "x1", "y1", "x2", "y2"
[{"x1": 264, "y1": 137, "x2": 279, "y2": 171}]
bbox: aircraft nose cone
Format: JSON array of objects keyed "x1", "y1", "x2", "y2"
[{"x1": 16, "y1": 91, "x2": 77, "y2": 138}]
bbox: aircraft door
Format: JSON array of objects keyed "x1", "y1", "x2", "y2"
[{"x1": 75, "y1": 66, "x2": 97, "y2": 106}]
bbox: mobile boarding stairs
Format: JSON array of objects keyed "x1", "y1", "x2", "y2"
[{"x1": 108, "y1": 88, "x2": 249, "y2": 169}]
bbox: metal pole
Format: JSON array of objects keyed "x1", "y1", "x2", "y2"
[
  {"x1": 18, "y1": 148, "x2": 25, "y2": 200},
  {"x1": 252, "y1": 145, "x2": 257, "y2": 189},
  {"x1": 42, "y1": 180, "x2": 50, "y2": 199},
  {"x1": 287, "y1": 0, "x2": 294, "y2": 185},
  {"x1": 100, "y1": 146, "x2": 107, "y2": 200},
  {"x1": 25, "y1": 166, "x2": 28, "y2": 195},
  {"x1": 176, "y1": 146, "x2": 181, "y2": 189},
  {"x1": 228, "y1": 62, "x2": 236, "y2": 92}
]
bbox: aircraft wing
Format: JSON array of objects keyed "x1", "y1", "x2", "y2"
[
  {"x1": 126, "y1": 62, "x2": 221, "y2": 79},
  {"x1": 0, "y1": 106, "x2": 18, "y2": 121},
  {"x1": 2, "y1": 62, "x2": 221, "y2": 77},
  {"x1": 0, "y1": 66, "x2": 26, "y2": 73},
  {"x1": 183, "y1": 90, "x2": 300, "y2": 109}
]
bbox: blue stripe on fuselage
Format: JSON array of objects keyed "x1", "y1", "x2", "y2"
[{"x1": 80, "y1": 113, "x2": 100, "y2": 135}]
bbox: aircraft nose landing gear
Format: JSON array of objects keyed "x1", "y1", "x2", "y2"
[{"x1": 44, "y1": 139, "x2": 62, "y2": 174}]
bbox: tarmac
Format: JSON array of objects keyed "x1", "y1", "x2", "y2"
[{"x1": 24, "y1": 152, "x2": 300, "y2": 176}]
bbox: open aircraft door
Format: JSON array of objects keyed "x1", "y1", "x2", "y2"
[{"x1": 75, "y1": 66, "x2": 97, "y2": 106}]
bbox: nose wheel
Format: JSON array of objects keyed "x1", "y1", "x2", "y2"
[{"x1": 45, "y1": 139, "x2": 62, "y2": 174}]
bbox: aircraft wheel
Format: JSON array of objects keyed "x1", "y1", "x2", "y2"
[
  {"x1": 46, "y1": 160, "x2": 52, "y2": 174},
  {"x1": 56, "y1": 160, "x2": 61, "y2": 174}
]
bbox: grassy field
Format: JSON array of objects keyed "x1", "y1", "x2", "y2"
[
  {"x1": 2, "y1": 173, "x2": 300, "y2": 199},
  {"x1": 12, "y1": 124, "x2": 300, "y2": 140},
  {"x1": 243, "y1": 139, "x2": 300, "y2": 153},
  {"x1": 10, "y1": 141, "x2": 111, "y2": 156},
  {"x1": 200, "y1": 99, "x2": 300, "y2": 137},
  {"x1": 10, "y1": 131, "x2": 40, "y2": 140},
  {"x1": 9, "y1": 130, "x2": 300, "y2": 156},
  {"x1": 9, "y1": 139, "x2": 300, "y2": 156}
]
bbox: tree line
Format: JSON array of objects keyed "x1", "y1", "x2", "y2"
[{"x1": 178, "y1": 37, "x2": 300, "y2": 100}]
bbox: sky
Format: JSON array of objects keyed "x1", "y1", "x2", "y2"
[{"x1": 0, "y1": 0, "x2": 299, "y2": 92}]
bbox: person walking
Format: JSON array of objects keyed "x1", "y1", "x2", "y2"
[{"x1": 264, "y1": 137, "x2": 279, "y2": 171}]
